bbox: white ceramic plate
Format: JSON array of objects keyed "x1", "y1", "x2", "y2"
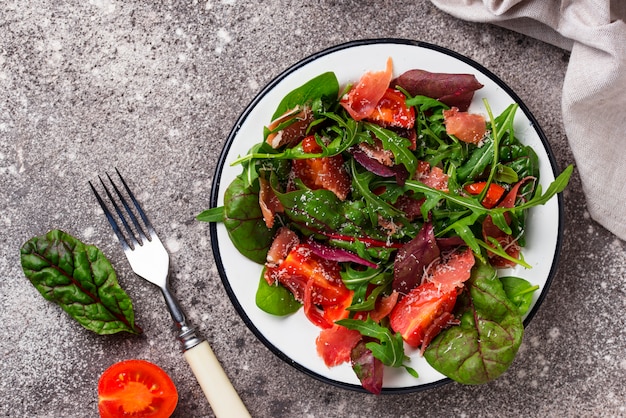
[{"x1": 210, "y1": 39, "x2": 563, "y2": 393}]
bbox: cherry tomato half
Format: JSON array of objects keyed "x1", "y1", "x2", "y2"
[
  {"x1": 97, "y1": 359, "x2": 178, "y2": 418},
  {"x1": 366, "y1": 88, "x2": 416, "y2": 129},
  {"x1": 292, "y1": 135, "x2": 351, "y2": 201},
  {"x1": 389, "y1": 282, "x2": 457, "y2": 350}
]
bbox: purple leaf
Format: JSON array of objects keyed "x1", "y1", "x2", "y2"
[
  {"x1": 351, "y1": 340, "x2": 384, "y2": 395},
  {"x1": 436, "y1": 236, "x2": 466, "y2": 251},
  {"x1": 393, "y1": 70, "x2": 483, "y2": 111},
  {"x1": 352, "y1": 148, "x2": 396, "y2": 177},
  {"x1": 392, "y1": 222, "x2": 440, "y2": 295},
  {"x1": 305, "y1": 240, "x2": 378, "y2": 269},
  {"x1": 351, "y1": 148, "x2": 409, "y2": 186}
]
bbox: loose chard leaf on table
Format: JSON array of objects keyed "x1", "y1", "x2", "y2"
[
  {"x1": 20, "y1": 229, "x2": 141, "y2": 335},
  {"x1": 424, "y1": 260, "x2": 524, "y2": 384}
]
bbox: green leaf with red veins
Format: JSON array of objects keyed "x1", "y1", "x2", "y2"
[
  {"x1": 20, "y1": 229, "x2": 141, "y2": 335},
  {"x1": 424, "y1": 259, "x2": 523, "y2": 384},
  {"x1": 223, "y1": 175, "x2": 275, "y2": 264}
]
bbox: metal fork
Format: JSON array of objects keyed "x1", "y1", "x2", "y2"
[{"x1": 90, "y1": 169, "x2": 250, "y2": 418}]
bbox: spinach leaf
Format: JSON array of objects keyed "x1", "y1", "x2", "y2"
[
  {"x1": 196, "y1": 206, "x2": 225, "y2": 222},
  {"x1": 276, "y1": 187, "x2": 345, "y2": 234},
  {"x1": 271, "y1": 72, "x2": 339, "y2": 120},
  {"x1": 223, "y1": 175, "x2": 274, "y2": 264},
  {"x1": 424, "y1": 260, "x2": 524, "y2": 384},
  {"x1": 500, "y1": 276, "x2": 539, "y2": 316},
  {"x1": 255, "y1": 270, "x2": 301, "y2": 315},
  {"x1": 20, "y1": 229, "x2": 141, "y2": 335}
]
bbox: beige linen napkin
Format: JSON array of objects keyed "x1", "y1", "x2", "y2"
[{"x1": 430, "y1": 0, "x2": 626, "y2": 240}]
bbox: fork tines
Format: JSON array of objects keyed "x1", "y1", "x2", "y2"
[{"x1": 89, "y1": 168, "x2": 155, "y2": 251}]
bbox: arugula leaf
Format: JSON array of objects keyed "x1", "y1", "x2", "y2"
[
  {"x1": 342, "y1": 265, "x2": 392, "y2": 312},
  {"x1": 424, "y1": 260, "x2": 524, "y2": 384},
  {"x1": 337, "y1": 317, "x2": 409, "y2": 369},
  {"x1": 350, "y1": 159, "x2": 404, "y2": 226},
  {"x1": 405, "y1": 164, "x2": 573, "y2": 241},
  {"x1": 231, "y1": 112, "x2": 362, "y2": 166},
  {"x1": 478, "y1": 237, "x2": 531, "y2": 269},
  {"x1": 363, "y1": 122, "x2": 418, "y2": 176},
  {"x1": 456, "y1": 137, "x2": 494, "y2": 183},
  {"x1": 513, "y1": 164, "x2": 573, "y2": 210},
  {"x1": 405, "y1": 94, "x2": 449, "y2": 111},
  {"x1": 20, "y1": 229, "x2": 141, "y2": 335}
]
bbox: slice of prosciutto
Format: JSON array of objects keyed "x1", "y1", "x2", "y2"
[
  {"x1": 443, "y1": 107, "x2": 486, "y2": 144},
  {"x1": 340, "y1": 57, "x2": 393, "y2": 121}
]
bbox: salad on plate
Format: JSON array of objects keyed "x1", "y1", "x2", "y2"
[{"x1": 201, "y1": 57, "x2": 572, "y2": 394}]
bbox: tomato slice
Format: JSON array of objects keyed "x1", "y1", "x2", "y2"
[
  {"x1": 265, "y1": 244, "x2": 348, "y2": 304},
  {"x1": 265, "y1": 243, "x2": 353, "y2": 328},
  {"x1": 340, "y1": 57, "x2": 393, "y2": 121},
  {"x1": 98, "y1": 359, "x2": 178, "y2": 418},
  {"x1": 464, "y1": 181, "x2": 506, "y2": 209},
  {"x1": 291, "y1": 135, "x2": 351, "y2": 200},
  {"x1": 389, "y1": 282, "x2": 457, "y2": 350},
  {"x1": 366, "y1": 88, "x2": 415, "y2": 129}
]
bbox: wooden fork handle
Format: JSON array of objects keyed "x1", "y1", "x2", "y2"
[{"x1": 183, "y1": 340, "x2": 251, "y2": 418}]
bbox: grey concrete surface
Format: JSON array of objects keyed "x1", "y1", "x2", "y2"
[{"x1": 1, "y1": 1, "x2": 624, "y2": 417}]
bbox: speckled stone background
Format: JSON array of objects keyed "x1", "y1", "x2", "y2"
[{"x1": 1, "y1": 1, "x2": 625, "y2": 417}]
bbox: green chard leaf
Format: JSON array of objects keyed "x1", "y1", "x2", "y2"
[
  {"x1": 20, "y1": 229, "x2": 141, "y2": 335},
  {"x1": 276, "y1": 187, "x2": 345, "y2": 233},
  {"x1": 424, "y1": 260, "x2": 524, "y2": 384},
  {"x1": 223, "y1": 174, "x2": 274, "y2": 264}
]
